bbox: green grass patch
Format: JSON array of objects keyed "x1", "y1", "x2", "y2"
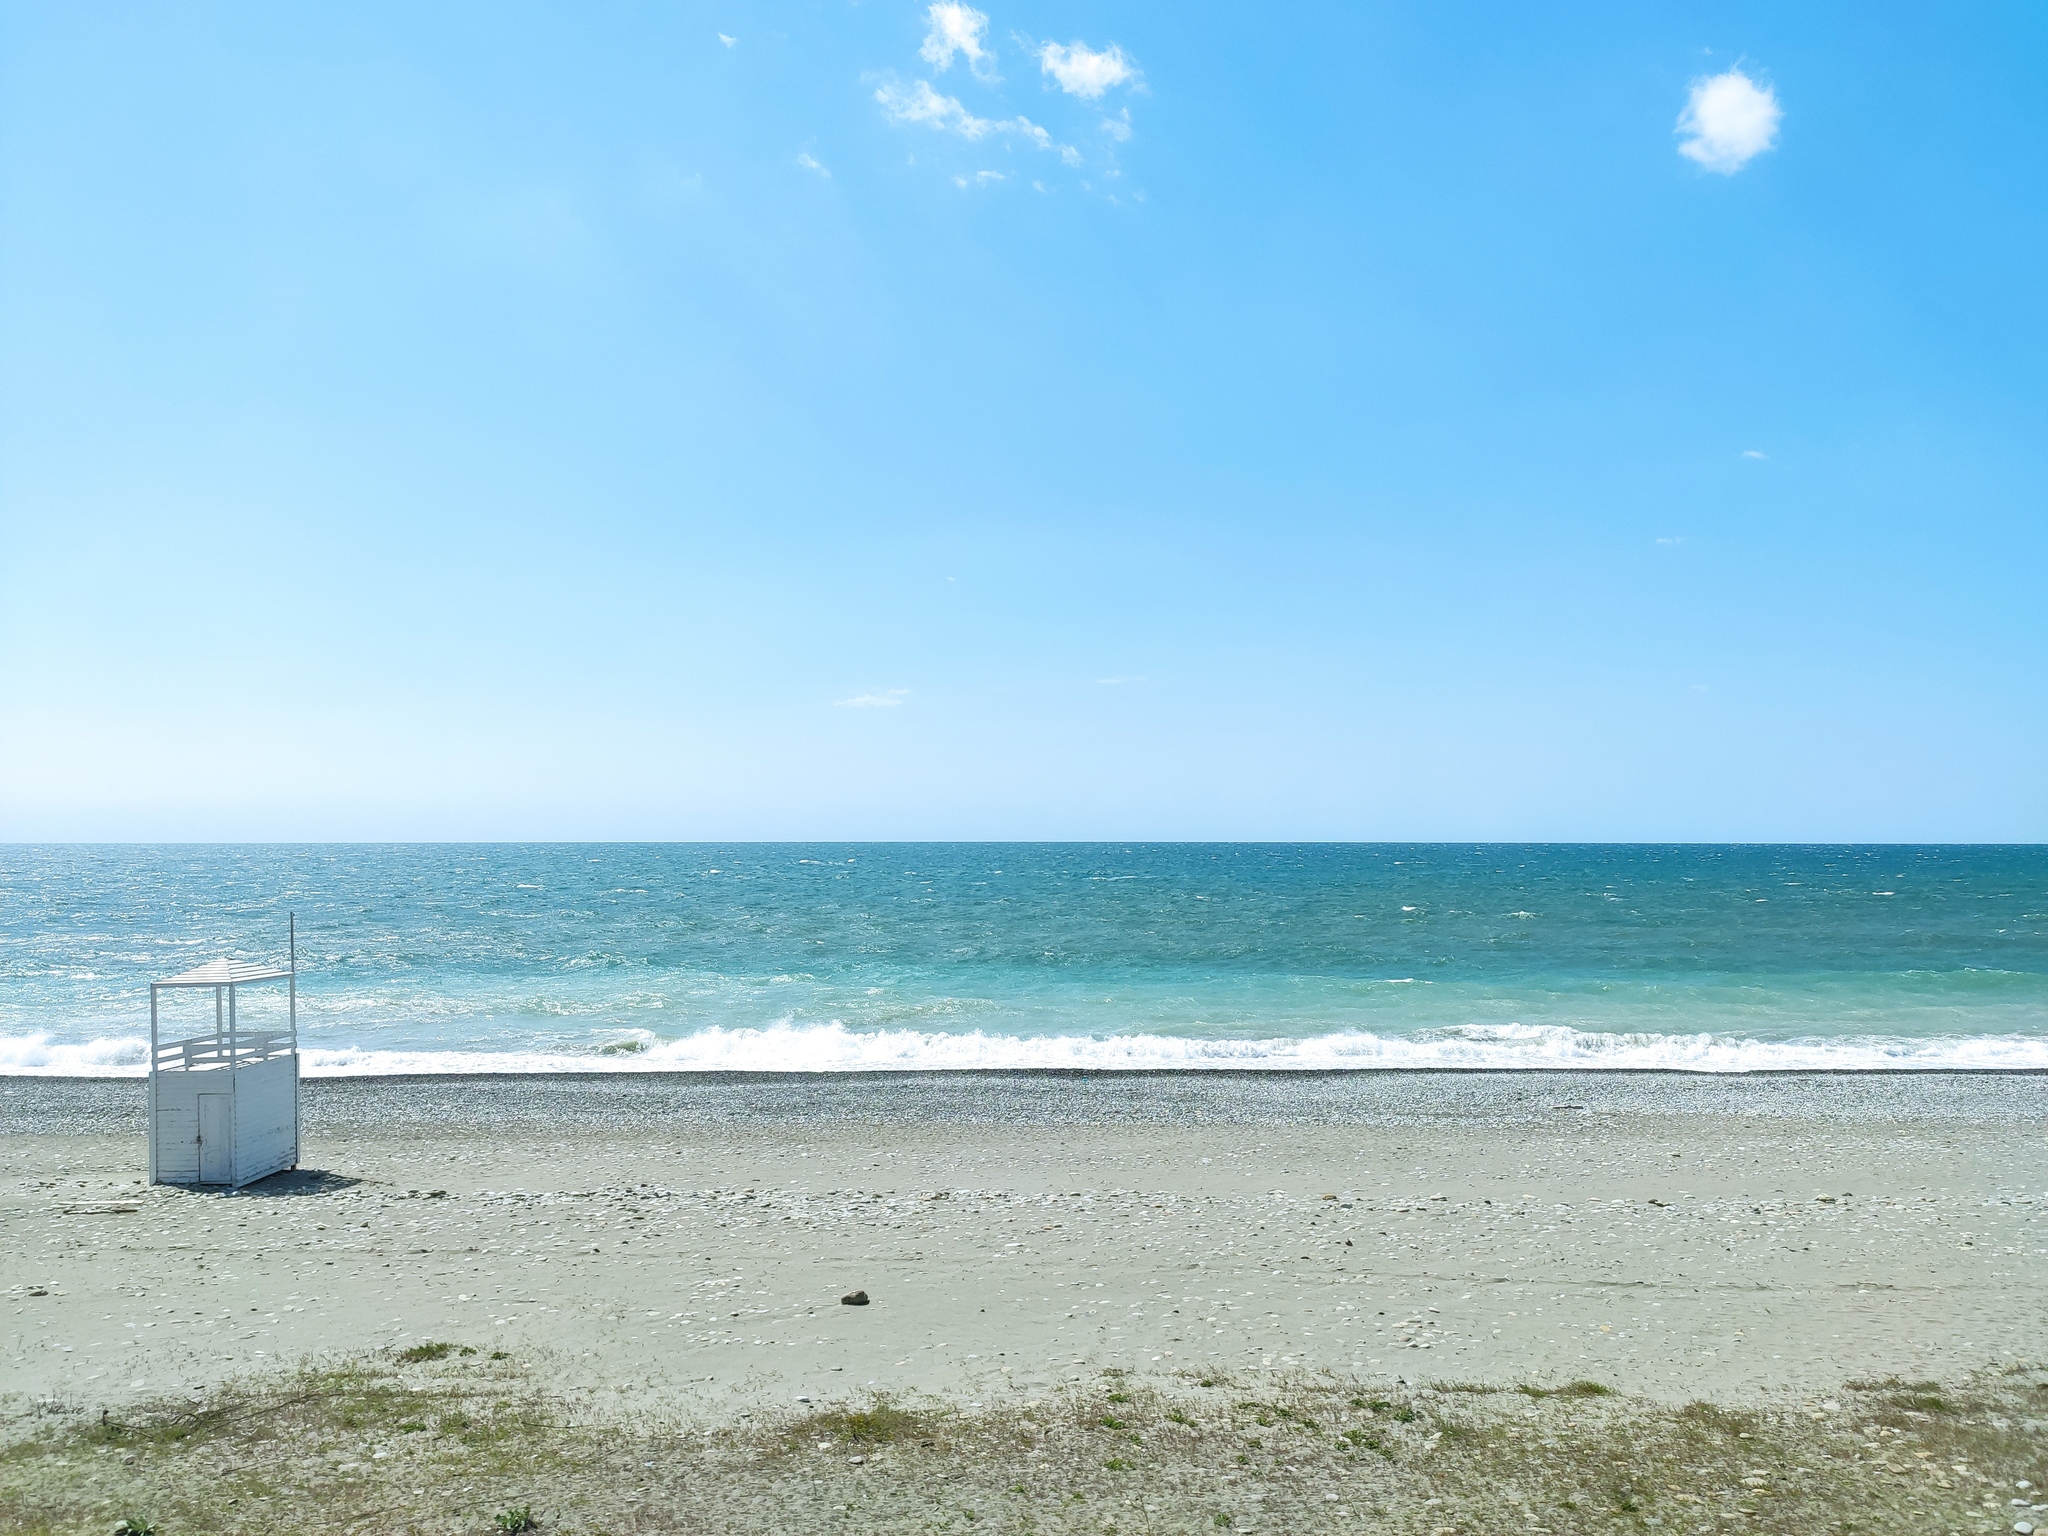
[
  {"x1": 3, "y1": 1356, "x2": 2041, "y2": 1536},
  {"x1": 797, "y1": 1401, "x2": 929, "y2": 1446},
  {"x1": 1518, "y1": 1380, "x2": 1612, "y2": 1400},
  {"x1": 397, "y1": 1341, "x2": 460, "y2": 1363}
]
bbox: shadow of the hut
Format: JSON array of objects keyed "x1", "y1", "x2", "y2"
[{"x1": 233, "y1": 1168, "x2": 364, "y2": 1196}]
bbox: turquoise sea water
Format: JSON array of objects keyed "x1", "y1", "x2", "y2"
[{"x1": 2, "y1": 844, "x2": 2044, "y2": 1073}]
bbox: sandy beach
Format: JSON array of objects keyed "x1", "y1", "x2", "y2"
[
  {"x1": 7, "y1": 1071, "x2": 2043, "y2": 1417},
  {"x1": 6, "y1": 1070, "x2": 2047, "y2": 1532}
]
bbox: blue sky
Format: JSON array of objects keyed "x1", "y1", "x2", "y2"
[{"x1": 1, "y1": 1, "x2": 2043, "y2": 841}]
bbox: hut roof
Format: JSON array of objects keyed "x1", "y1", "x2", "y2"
[{"x1": 156, "y1": 958, "x2": 292, "y2": 988}]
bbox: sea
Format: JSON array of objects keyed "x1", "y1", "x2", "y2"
[{"x1": 2, "y1": 844, "x2": 2044, "y2": 1076}]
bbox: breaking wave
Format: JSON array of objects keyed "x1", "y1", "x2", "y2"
[{"x1": 5, "y1": 1021, "x2": 2046, "y2": 1076}]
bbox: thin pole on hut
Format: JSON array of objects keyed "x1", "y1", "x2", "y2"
[
  {"x1": 148, "y1": 980, "x2": 159, "y2": 1183},
  {"x1": 290, "y1": 913, "x2": 301, "y2": 1169}
]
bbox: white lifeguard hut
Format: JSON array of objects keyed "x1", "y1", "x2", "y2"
[{"x1": 147, "y1": 920, "x2": 301, "y2": 1188}]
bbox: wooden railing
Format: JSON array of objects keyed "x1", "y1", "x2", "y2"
[{"x1": 153, "y1": 1032, "x2": 293, "y2": 1071}]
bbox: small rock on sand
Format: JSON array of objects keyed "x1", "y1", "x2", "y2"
[{"x1": 841, "y1": 1290, "x2": 869, "y2": 1306}]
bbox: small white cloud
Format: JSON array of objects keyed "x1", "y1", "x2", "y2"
[
  {"x1": 1101, "y1": 107, "x2": 1132, "y2": 142},
  {"x1": 953, "y1": 169, "x2": 1005, "y2": 188},
  {"x1": 1741, "y1": 448, "x2": 1767, "y2": 459},
  {"x1": 921, "y1": 3, "x2": 995, "y2": 78},
  {"x1": 1009, "y1": 116, "x2": 1070, "y2": 161},
  {"x1": 875, "y1": 79, "x2": 1076, "y2": 161},
  {"x1": 717, "y1": 32, "x2": 738, "y2": 47},
  {"x1": 1039, "y1": 39, "x2": 1137, "y2": 98},
  {"x1": 797, "y1": 151, "x2": 831, "y2": 177},
  {"x1": 1656, "y1": 536, "x2": 1685, "y2": 546},
  {"x1": 877, "y1": 78, "x2": 990, "y2": 135},
  {"x1": 1677, "y1": 69, "x2": 1781, "y2": 174},
  {"x1": 836, "y1": 689, "x2": 909, "y2": 708}
]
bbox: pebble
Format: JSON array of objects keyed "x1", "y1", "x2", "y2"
[
  {"x1": 2012, "y1": 1522, "x2": 2033, "y2": 1535},
  {"x1": 841, "y1": 1290, "x2": 870, "y2": 1306}
]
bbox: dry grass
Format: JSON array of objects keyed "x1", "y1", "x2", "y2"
[{"x1": 3, "y1": 1351, "x2": 2044, "y2": 1534}]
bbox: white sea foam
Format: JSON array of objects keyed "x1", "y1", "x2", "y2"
[
  {"x1": 5, "y1": 1022, "x2": 2047, "y2": 1076},
  {"x1": 0, "y1": 1031, "x2": 152, "y2": 1074}
]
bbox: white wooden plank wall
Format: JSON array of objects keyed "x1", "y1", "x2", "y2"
[
  {"x1": 234, "y1": 1057, "x2": 298, "y2": 1183},
  {"x1": 154, "y1": 1107, "x2": 199, "y2": 1180},
  {"x1": 150, "y1": 1057, "x2": 298, "y2": 1186},
  {"x1": 152, "y1": 1071, "x2": 207, "y2": 1183}
]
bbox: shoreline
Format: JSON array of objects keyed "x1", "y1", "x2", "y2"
[{"x1": 14, "y1": 1018, "x2": 2048, "y2": 1081}]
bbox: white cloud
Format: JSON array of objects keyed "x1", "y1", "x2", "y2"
[
  {"x1": 717, "y1": 32, "x2": 737, "y2": 48},
  {"x1": 836, "y1": 689, "x2": 909, "y2": 708},
  {"x1": 1039, "y1": 39, "x2": 1137, "y2": 98},
  {"x1": 797, "y1": 151, "x2": 830, "y2": 177},
  {"x1": 877, "y1": 78, "x2": 991, "y2": 135},
  {"x1": 1741, "y1": 448, "x2": 1767, "y2": 459},
  {"x1": 874, "y1": 79, "x2": 1077, "y2": 163},
  {"x1": 953, "y1": 170, "x2": 1005, "y2": 188},
  {"x1": 921, "y1": 3, "x2": 994, "y2": 78},
  {"x1": 1656, "y1": 536, "x2": 1685, "y2": 547},
  {"x1": 1101, "y1": 107, "x2": 1132, "y2": 142},
  {"x1": 1676, "y1": 69, "x2": 1781, "y2": 174},
  {"x1": 1018, "y1": 118, "x2": 1082, "y2": 166}
]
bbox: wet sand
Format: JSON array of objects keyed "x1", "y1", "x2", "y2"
[{"x1": 4, "y1": 1071, "x2": 2043, "y2": 1424}]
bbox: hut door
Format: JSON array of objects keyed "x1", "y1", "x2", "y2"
[{"x1": 198, "y1": 1094, "x2": 232, "y2": 1184}]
